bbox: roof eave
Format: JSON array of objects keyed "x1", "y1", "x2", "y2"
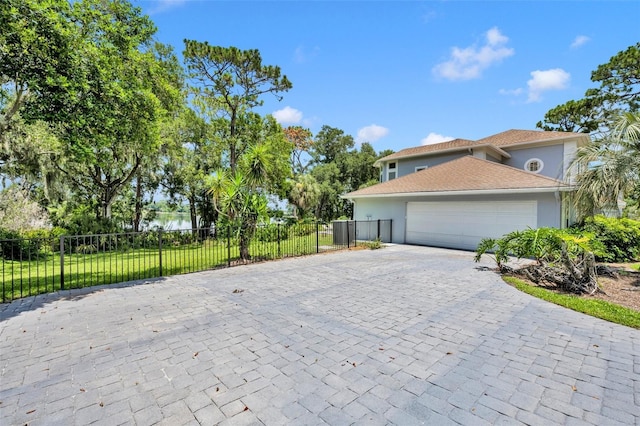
[
  {"x1": 343, "y1": 186, "x2": 574, "y2": 199},
  {"x1": 491, "y1": 134, "x2": 591, "y2": 149},
  {"x1": 373, "y1": 143, "x2": 512, "y2": 167}
]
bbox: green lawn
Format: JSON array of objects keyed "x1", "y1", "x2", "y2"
[
  {"x1": 2, "y1": 233, "x2": 336, "y2": 302},
  {"x1": 503, "y1": 276, "x2": 640, "y2": 329}
]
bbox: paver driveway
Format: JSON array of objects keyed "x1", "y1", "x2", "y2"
[{"x1": 1, "y1": 244, "x2": 639, "y2": 425}]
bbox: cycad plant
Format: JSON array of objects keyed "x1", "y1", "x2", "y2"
[{"x1": 208, "y1": 144, "x2": 272, "y2": 260}]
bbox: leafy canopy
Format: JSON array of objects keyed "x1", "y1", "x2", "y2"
[{"x1": 537, "y1": 42, "x2": 640, "y2": 134}]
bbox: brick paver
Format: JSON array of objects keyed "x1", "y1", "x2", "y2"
[{"x1": 1, "y1": 245, "x2": 638, "y2": 425}]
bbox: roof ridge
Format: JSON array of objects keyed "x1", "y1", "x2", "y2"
[{"x1": 376, "y1": 129, "x2": 588, "y2": 164}]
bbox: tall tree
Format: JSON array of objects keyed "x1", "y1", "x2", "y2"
[
  {"x1": 53, "y1": 1, "x2": 181, "y2": 220},
  {"x1": 310, "y1": 125, "x2": 354, "y2": 165},
  {"x1": 184, "y1": 42, "x2": 293, "y2": 255},
  {"x1": 538, "y1": 43, "x2": 640, "y2": 134},
  {"x1": 284, "y1": 126, "x2": 313, "y2": 176},
  {"x1": 309, "y1": 128, "x2": 395, "y2": 220},
  {"x1": 288, "y1": 174, "x2": 320, "y2": 219},
  {"x1": 311, "y1": 163, "x2": 349, "y2": 221},
  {"x1": 0, "y1": 0, "x2": 76, "y2": 197},
  {"x1": 183, "y1": 41, "x2": 292, "y2": 173},
  {"x1": 343, "y1": 142, "x2": 381, "y2": 190},
  {"x1": 0, "y1": 0, "x2": 76, "y2": 140},
  {"x1": 161, "y1": 107, "x2": 215, "y2": 232},
  {"x1": 209, "y1": 131, "x2": 289, "y2": 259}
]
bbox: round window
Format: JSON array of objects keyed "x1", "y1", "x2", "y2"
[{"x1": 524, "y1": 158, "x2": 544, "y2": 173}]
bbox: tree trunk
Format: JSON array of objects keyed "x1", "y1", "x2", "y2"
[
  {"x1": 133, "y1": 171, "x2": 143, "y2": 232},
  {"x1": 229, "y1": 110, "x2": 237, "y2": 174},
  {"x1": 238, "y1": 220, "x2": 255, "y2": 261},
  {"x1": 189, "y1": 196, "x2": 197, "y2": 235},
  {"x1": 101, "y1": 189, "x2": 112, "y2": 219}
]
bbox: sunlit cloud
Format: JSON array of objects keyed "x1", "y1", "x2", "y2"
[
  {"x1": 356, "y1": 124, "x2": 389, "y2": 143},
  {"x1": 421, "y1": 132, "x2": 454, "y2": 145},
  {"x1": 421, "y1": 10, "x2": 437, "y2": 23},
  {"x1": 527, "y1": 68, "x2": 571, "y2": 102},
  {"x1": 293, "y1": 45, "x2": 320, "y2": 64},
  {"x1": 272, "y1": 106, "x2": 303, "y2": 124},
  {"x1": 570, "y1": 35, "x2": 590, "y2": 49},
  {"x1": 147, "y1": 0, "x2": 187, "y2": 15},
  {"x1": 498, "y1": 88, "x2": 523, "y2": 96},
  {"x1": 432, "y1": 27, "x2": 514, "y2": 81}
]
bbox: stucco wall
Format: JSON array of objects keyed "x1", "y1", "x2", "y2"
[
  {"x1": 381, "y1": 152, "x2": 467, "y2": 182},
  {"x1": 502, "y1": 144, "x2": 565, "y2": 180},
  {"x1": 351, "y1": 192, "x2": 564, "y2": 245}
]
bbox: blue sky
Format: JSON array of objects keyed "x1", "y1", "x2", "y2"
[{"x1": 137, "y1": 0, "x2": 639, "y2": 153}]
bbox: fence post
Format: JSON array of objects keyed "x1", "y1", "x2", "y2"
[
  {"x1": 227, "y1": 225, "x2": 231, "y2": 267},
  {"x1": 316, "y1": 222, "x2": 319, "y2": 253},
  {"x1": 377, "y1": 219, "x2": 381, "y2": 240},
  {"x1": 347, "y1": 221, "x2": 350, "y2": 249},
  {"x1": 158, "y1": 229, "x2": 163, "y2": 277},
  {"x1": 59, "y1": 236, "x2": 65, "y2": 290},
  {"x1": 277, "y1": 223, "x2": 281, "y2": 257},
  {"x1": 354, "y1": 220, "x2": 357, "y2": 247},
  {"x1": 389, "y1": 219, "x2": 392, "y2": 243}
]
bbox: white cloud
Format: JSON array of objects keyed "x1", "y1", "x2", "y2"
[
  {"x1": 148, "y1": 0, "x2": 187, "y2": 14},
  {"x1": 293, "y1": 45, "x2": 320, "y2": 63},
  {"x1": 527, "y1": 68, "x2": 571, "y2": 102},
  {"x1": 486, "y1": 27, "x2": 508, "y2": 45},
  {"x1": 421, "y1": 132, "x2": 455, "y2": 145},
  {"x1": 272, "y1": 106, "x2": 303, "y2": 124},
  {"x1": 356, "y1": 124, "x2": 389, "y2": 143},
  {"x1": 498, "y1": 88, "x2": 523, "y2": 96},
  {"x1": 570, "y1": 35, "x2": 590, "y2": 49},
  {"x1": 432, "y1": 27, "x2": 514, "y2": 81},
  {"x1": 421, "y1": 10, "x2": 437, "y2": 23}
]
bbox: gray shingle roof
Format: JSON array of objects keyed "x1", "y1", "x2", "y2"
[
  {"x1": 345, "y1": 156, "x2": 569, "y2": 198},
  {"x1": 476, "y1": 129, "x2": 589, "y2": 147}
]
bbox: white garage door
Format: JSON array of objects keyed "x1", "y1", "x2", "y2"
[{"x1": 406, "y1": 201, "x2": 537, "y2": 250}]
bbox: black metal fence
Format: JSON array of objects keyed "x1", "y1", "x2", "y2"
[{"x1": 1, "y1": 220, "x2": 391, "y2": 303}]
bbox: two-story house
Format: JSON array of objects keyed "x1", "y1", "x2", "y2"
[{"x1": 343, "y1": 129, "x2": 591, "y2": 250}]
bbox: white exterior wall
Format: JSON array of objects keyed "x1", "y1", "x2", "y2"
[
  {"x1": 351, "y1": 192, "x2": 564, "y2": 246},
  {"x1": 502, "y1": 144, "x2": 565, "y2": 180}
]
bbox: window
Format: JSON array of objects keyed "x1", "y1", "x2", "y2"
[
  {"x1": 415, "y1": 166, "x2": 428, "y2": 172},
  {"x1": 387, "y1": 162, "x2": 397, "y2": 180},
  {"x1": 524, "y1": 158, "x2": 544, "y2": 173}
]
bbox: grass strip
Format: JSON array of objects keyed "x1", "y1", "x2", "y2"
[
  {"x1": 503, "y1": 276, "x2": 640, "y2": 329},
  {"x1": 2, "y1": 233, "x2": 338, "y2": 302}
]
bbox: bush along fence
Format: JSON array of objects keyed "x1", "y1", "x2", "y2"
[{"x1": 1, "y1": 219, "x2": 392, "y2": 303}]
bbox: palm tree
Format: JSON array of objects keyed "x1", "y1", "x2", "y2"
[
  {"x1": 288, "y1": 174, "x2": 320, "y2": 219},
  {"x1": 570, "y1": 112, "x2": 640, "y2": 219},
  {"x1": 208, "y1": 144, "x2": 272, "y2": 260}
]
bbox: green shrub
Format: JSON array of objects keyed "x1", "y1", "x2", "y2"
[
  {"x1": 290, "y1": 223, "x2": 315, "y2": 237},
  {"x1": 0, "y1": 228, "x2": 42, "y2": 260},
  {"x1": 255, "y1": 224, "x2": 290, "y2": 243},
  {"x1": 362, "y1": 238, "x2": 383, "y2": 250},
  {"x1": 578, "y1": 216, "x2": 640, "y2": 262},
  {"x1": 64, "y1": 214, "x2": 122, "y2": 236},
  {"x1": 474, "y1": 227, "x2": 597, "y2": 269}
]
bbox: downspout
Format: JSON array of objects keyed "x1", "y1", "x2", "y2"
[{"x1": 555, "y1": 190, "x2": 565, "y2": 229}]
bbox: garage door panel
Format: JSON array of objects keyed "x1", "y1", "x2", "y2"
[{"x1": 406, "y1": 201, "x2": 537, "y2": 250}]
